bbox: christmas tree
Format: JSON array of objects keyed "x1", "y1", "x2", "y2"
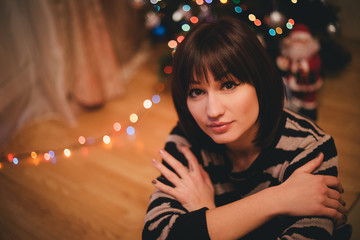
[{"x1": 143, "y1": 0, "x2": 351, "y2": 80}]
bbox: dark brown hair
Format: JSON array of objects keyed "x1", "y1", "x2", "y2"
[{"x1": 171, "y1": 17, "x2": 285, "y2": 150}]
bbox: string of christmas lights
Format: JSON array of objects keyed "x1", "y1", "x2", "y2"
[
  {"x1": 146, "y1": 0, "x2": 298, "y2": 80},
  {"x1": 148, "y1": 0, "x2": 298, "y2": 50},
  {"x1": 0, "y1": 91, "x2": 163, "y2": 169}
]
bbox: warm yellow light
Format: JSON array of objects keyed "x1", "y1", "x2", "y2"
[
  {"x1": 113, "y1": 122, "x2": 121, "y2": 132},
  {"x1": 248, "y1": 14, "x2": 256, "y2": 22},
  {"x1": 64, "y1": 149, "x2": 71, "y2": 158},
  {"x1": 130, "y1": 113, "x2": 138, "y2": 123},
  {"x1": 276, "y1": 27, "x2": 283, "y2": 34},
  {"x1": 168, "y1": 40, "x2": 177, "y2": 49},
  {"x1": 143, "y1": 99, "x2": 152, "y2": 109},
  {"x1": 103, "y1": 135, "x2": 111, "y2": 144},
  {"x1": 220, "y1": 0, "x2": 227, "y2": 4},
  {"x1": 291, "y1": 0, "x2": 297, "y2": 3},
  {"x1": 31, "y1": 151, "x2": 37, "y2": 159},
  {"x1": 78, "y1": 136, "x2": 86, "y2": 145}
]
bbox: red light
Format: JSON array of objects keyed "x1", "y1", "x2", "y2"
[{"x1": 164, "y1": 66, "x2": 172, "y2": 74}]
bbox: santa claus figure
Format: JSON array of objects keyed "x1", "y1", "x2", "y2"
[{"x1": 277, "y1": 24, "x2": 322, "y2": 121}]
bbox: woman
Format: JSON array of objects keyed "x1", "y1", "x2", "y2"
[{"x1": 143, "y1": 18, "x2": 350, "y2": 239}]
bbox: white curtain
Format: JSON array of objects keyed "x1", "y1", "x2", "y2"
[
  {"x1": 0, "y1": 0, "x2": 76, "y2": 148},
  {"x1": 0, "y1": 0, "x2": 148, "y2": 148}
]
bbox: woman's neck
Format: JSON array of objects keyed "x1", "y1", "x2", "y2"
[
  {"x1": 226, "y1": 145, "x2": 261, "y2": 172},
  {"x1": 225, "y1": 122, "x2": 261, "y2": 172}
]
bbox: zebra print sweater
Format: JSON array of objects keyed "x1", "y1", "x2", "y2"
[{"x1": 142, "y1": 109, "x2": 350, "y2": 240}]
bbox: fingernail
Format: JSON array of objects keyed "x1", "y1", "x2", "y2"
[
  {"x1": 158, "y1": 149, "x2": 165, "y2": 156},
  {"x1": 152, "y1": 158, "x2": 158, "y2": 165},
  {"x1": 151, "y1": 179, "x2": 157, "y2": 184}
]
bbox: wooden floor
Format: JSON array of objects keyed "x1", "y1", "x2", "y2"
[{"x1": 1, "y1": 38, "x2": 359, "y2": 239}]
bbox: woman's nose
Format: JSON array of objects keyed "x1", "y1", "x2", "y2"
[{"x1": 206, "y1": 93, "x2": 224, "y2": 119}]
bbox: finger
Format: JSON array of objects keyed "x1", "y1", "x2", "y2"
[
  {"x1": 323, "y1": 175, "x2": 344, "y2": 193},
  {"x1": 152, "y1": 179, "x2": 178, "y2": 198},
  {"x1": 178, "y1": 145, "x2": 201, "y2": 173},
  {"x1": 327, "y1": 188, "x2": 341, "y2": 201},
  {"x1": 159, "y1": 149, "x2": 189, "y2": 178},
  {"x1": 152, "y1": 158, "x2": 181, "y2": 186},
  {"x1": 294, "y1": 153, "x2": 324, "y2": 174},
  {"x1": 321, "y1": 208, "x2": 345, "y2": 223},
  {"x1": 324, "y1": 198, "x2": 348, "y2": 216},
  {"x1": 200, "y1": 166, "x2": 212, "y2": 185}
]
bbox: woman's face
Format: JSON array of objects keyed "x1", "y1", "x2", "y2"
[{"x1": 186, "y1": 71, "x2": 259, "y2": 148}]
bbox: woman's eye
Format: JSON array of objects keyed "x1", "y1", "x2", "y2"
[
  {"x1": 222, "y1": 81, "x2": 240, "y2": 90},
  {"x1": 188, "y1": 89, "x2": 203, "y2": 98}
]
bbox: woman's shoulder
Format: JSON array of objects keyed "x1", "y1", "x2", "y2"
[
  {"x1": 281, "y1": 108, "x2": 330, "y2": 139},
  {"x1": 276, "y1": 109, "x2": 338, "y2": 181},
  {"x1": 165, "y1": 123, "x2": 192, "y2": 148},
  {"x1": 275, "y1": 109, "x2": 335, "y2": 155}
]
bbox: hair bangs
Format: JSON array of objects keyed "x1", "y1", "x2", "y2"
[{"x1": 190, "y1": 41, "x2": 252, "y2": 86}]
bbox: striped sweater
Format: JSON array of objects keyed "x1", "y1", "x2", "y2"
[{"x1": 143, "y1": 109, "x2": 350, "y2": 240}]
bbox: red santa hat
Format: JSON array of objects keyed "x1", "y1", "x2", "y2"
[{"x1": 291, "y1": 24, "x2": 310, "y2": 34}]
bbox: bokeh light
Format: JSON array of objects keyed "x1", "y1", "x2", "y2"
[
  {"x1": 31, "y1": 151, "x2": 37, "y2": 159},
  {"x1": 44, "y1": 153, "x2": 51, "y2": 161},
  {"x1": 177, "y1": 35, "x2": 185, "y2": 43},
  {"x1": 248, "y1": 14, "x2": 256, "y2": 21},
  {"x1": 164, "y1": 65, "x2": 172, "y2": 74},
  {"x1": 234, "y1": 6, "x2": 242, "y2": 13},
  {"x1": 78, "y1": 136, "x2": 86, "y2": 145},
  {"x1": 168, "y1": 40, "x2": 177, "y2": 48},
  {"x1": 130, "y1": 113, "x2": 138, "y2": 123},
  {"x1": 182, "y1": 5, "x2": 191, "y2": 12},
  {"x1": 103, "y1": 135, "x2": 111, "y2": 144},
  {"x1": 269, "y1": 28, "x2": 276, "y2": 36},
  {"x1": 87, "y1": 137, "x2": 95, "y2": 145},
  {"x1": 190, "y1": 16, "x2": 199, "y2": 24},
  {"x1": 196, "y1": 0, "x2": 204, "y2": 5},
  {"x1": 152, "y1": 95, "x2": 161, "y2": 104},
  {"x1": 64, "y1": 148, "x2": 71, "y2": 158},
  {"x1": 254, "y1": 19, "x2": 261, "y2": 26},
  {"x1": 113, "y1": 122, "x2": 121, "y2": 132},
  {"x1": 144, "y1": 99, "x2": 152, "y2": 109},
  {"x1": 182, "y1": 24, "x2": 190, "y2": 32},
  {"x1": 172, "y1": 11, "x2": 182, "y2": 22},
  {"x1": 49, "y1": 151, "x2": 55, "y2": 158},
  {"x1": 127, "y1": 126, "x2": 135, "y2": 136},
  {"x1": 7, "y1": 153, "x2": 14, "y2": 162}
]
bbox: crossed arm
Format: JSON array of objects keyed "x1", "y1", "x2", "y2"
[{"x1": 151, "y1": 146, "x2": 347, "y2": 240}]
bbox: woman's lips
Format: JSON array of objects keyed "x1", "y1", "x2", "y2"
[{"x1": 207, "y1": 121, "x2": 233, "y2": 134}]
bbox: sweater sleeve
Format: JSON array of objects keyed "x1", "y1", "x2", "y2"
[
  {"x1": 142, "y1": 125, "x2": 211, "y2": 240},
  {"x1": 278, "y1": 134, "x2": 338, "y2": 239}
]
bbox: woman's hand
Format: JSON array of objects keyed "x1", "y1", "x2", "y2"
[
  {"x1": 151, "y1": 146, "x2": 216, "y2": 212},
  {"x1": 274, "y1": 153, "x2": 347, "y2": 225}
]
